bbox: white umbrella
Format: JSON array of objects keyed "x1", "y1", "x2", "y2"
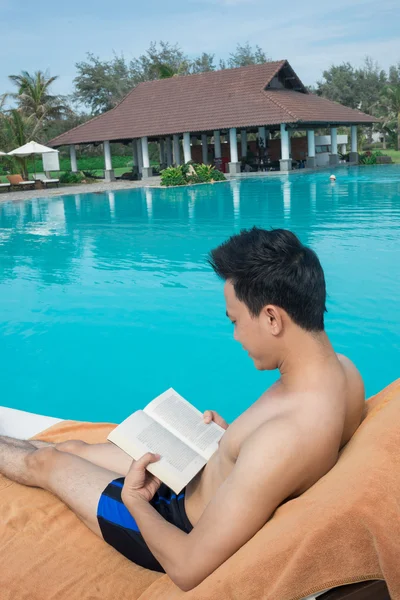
[
  {"x1": 0, "y1": 151, "x2": 7, "y2": 155},
  {"x1": 8, "y1": 141, "x2": 59, "y2": 178}
]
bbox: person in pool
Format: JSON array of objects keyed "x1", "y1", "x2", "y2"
[{"x1": 0, "y1": 228, "x2": 365, "y2": 591}]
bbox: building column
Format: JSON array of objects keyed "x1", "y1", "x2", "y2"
[
  {"x1": 279, "y1": 124, "x2": 292, "y2": 171},
  {"x1": 350, "y1": 125, "x2": 358, "y2": 164},
  {"x1": 228, "y1": 128, "x2": 240, "y2": 175},
  {"x1": 69, "y1": 145, "x2": 78, "y2": 173},
  {"x1": 241, "y1": 129, "x2": 247, "y2": 159},
  {"x1": 103, "y1": 141, "x2": 115, "y2": 181},
  {"x1": 214, "y1": 130, "x2": 222, "y2": 159},
  {"x1": 132, "y1": 140, "x2": 138, "y2": 171},
  {"x1": 166, "y1": 137, "x2": 173, "y2": 166},
  {"x1": 329, "y1": 127, "x2": 339, "y2": 166},
  {"x1": 159, "y1": 139, "x2": 165, "y2": 168},
  {"x1": 136, "y1": 139, "x2": 143, "y2": 174},
  {"x1": 173, "y1": 134, "x2": 181, "y2": 165},
  {"x1": 306, "y1": 130, "x2": 316, "y2": 168},
  {"x1": 141, "y1": 136, "x2": 153, "y2": 178},
  {"x1": 183, "y1": 132, "x2": 192, "y2": 164},
  {"x1": 258, "y1": 126, "x2": 266, "y2": 147},
  {"x1": 201, "y1": 134, "x2": 208, "y2": 164}
]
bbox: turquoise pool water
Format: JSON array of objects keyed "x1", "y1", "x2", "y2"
[{"x1": 0, "y1": 165, "x2": 399, "y2": 424}]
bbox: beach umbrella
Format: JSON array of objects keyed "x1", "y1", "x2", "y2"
[
  {"x1": 7, "y1": 141, "x2": 58, "y2": 178},
  {"x1": 0, "y1": 151, "x2": 6, "y2": 155}
]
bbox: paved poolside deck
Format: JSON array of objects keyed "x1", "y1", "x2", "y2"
[{"x1": 0, "y1": 177, "x2": 162, "y2": 203}]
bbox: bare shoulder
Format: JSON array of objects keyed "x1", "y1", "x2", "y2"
[
  {"x1": 239, "y1": 412, "x2": 340, "y2": 501},
  {"x1": 337, "y1": 353, "x2": 364, "y2": 395}
]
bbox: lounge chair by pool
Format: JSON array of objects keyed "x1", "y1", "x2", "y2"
[
  {"x1": 6, "y1": 174, "x2": 35, "y2": 189},
  {"x1": 0, "y1": 182, "x2": 11, "y2": 192},
  {"x1": 0, "y1": 380, "x2": 398, "y2": 600},
  {"x1": 34, "y1": 172, "x2": 60, "y2": 188}
]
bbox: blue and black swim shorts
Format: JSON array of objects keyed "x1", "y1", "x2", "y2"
[{"x1": 97, "y1": 477, "x2": 193, "y2": 572}]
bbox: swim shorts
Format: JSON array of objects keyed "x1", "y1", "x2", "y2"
[{"x1": 97, "y1": 477, "x2": 193, "y2": 571}]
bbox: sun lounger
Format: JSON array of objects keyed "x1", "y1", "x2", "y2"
[
  {"x1": 0, "y1": 182, "x2": 11, "y2": 192},
  {"x1": 34, "y1": 172, "x2": 60, "y2": 188},
  {"x1": 0, "y1": 379, "x2": 399, "y2": 600},
  {"x1": 6, "y1": 174, "x2": 35, "y2": 190}
]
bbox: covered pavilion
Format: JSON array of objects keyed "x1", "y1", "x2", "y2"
[{"x1": 48, "y1": 60, "x2": 377, "y2": 180}]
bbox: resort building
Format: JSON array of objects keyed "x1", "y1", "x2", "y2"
[{"x1": 48, "y1": 60, "x2": 377, "y2": 179}]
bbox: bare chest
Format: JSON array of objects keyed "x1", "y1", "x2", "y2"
[{"x1": 218, "y1": 401, "x2": 281, "y2": 464}]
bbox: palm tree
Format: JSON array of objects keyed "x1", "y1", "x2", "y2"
[
  {"x1": 380, "y1": 85, "x2": 400, "y2": 150},
  {"x1": 0, "y1": 109, "x2": 41, "y2": 178},
  {"x1": 8, "y1": 70, "x2": 69, "y2": 122}
]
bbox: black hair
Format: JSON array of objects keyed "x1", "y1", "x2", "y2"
[{"x1": 209, "y1": 227, "x2": 327, "y2": 332}]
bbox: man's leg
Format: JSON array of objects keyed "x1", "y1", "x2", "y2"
[
  {"x1": 0, "y1": 435, "x2": 133, "y2": 476},
  {"x1": 0, "y1": 437, "x2": 121, "y2": 537}
]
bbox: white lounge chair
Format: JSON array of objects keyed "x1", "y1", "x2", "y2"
[
  {"x1": 0, "y1": 182, "x2": 11, "y2": 192},
  {"x1": 34, "y1": 173, "x2": 60, "y2": 188}
]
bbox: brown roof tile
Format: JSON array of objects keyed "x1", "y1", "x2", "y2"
[{"x1": 49, "y1": 61, "x2": 377, "y2": 147}]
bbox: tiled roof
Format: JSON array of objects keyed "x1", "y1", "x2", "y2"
[
  {"x1": 49, "y1": 61, "x2": 377, "y2": 147},
  {"x1": 263, "y1": 89, "x2": 377, "y2": 125}
]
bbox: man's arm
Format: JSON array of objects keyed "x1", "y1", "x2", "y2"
[{"x1": 125, "y1": 416, "x2": 338, "y2": 591}]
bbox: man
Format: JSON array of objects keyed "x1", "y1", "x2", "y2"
[{"x1": 0, "y1": 228, "x2": 365, "y2": 591}]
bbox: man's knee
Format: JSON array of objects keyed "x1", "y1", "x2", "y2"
[
  {"x1": 56, "y1": 440, "x2": 88, "y2": 455},
  {"x1": 25, "y1": 446, "x2": 60, "y2": 485}
]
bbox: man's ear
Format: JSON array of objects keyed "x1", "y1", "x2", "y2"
[{"x1": 263, "y1": 305, "x2": 283, "y2": 336}]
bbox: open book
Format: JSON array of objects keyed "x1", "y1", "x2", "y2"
[{"x1": 107, "y1": 388, "x2": 226, "y2": 494}]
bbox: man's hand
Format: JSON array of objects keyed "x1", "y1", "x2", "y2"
[
  {"x1": 121, "y1": 452, "x2": 161, "y2": 505},
  {"x1": 203, "y1": 410, "x2": 229, "y2": 430}
]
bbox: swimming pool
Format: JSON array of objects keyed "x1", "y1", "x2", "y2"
[{"x1": 0, "y1": 165, "x2": 399, "y2": 424}]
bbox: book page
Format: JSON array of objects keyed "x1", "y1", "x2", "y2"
[
  {"x1": 107, "y1": 410, "x2": 206, "y2": 494},
  {"x1": 144, "y1": 389, "x2": 225, "y2": 460}
]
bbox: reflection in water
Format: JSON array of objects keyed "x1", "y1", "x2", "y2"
[
  {"x1": 188, "y1": 189, "x2": 196, "y2": 225},
  {"x1": 108, "y1": 191, "x2": 116, "y2": 219},
  {"x1": 310, "y1": 182, "x2": 317, "y2": 214},
  {"x1": 0, "y1": 166, "x2": 399, "y2": 421},
  {"x1": 231, "y1": 181, "x2": 241, "y2": 226},
  {"x1": 145, "y1": 188, "x2": 153, "y2": 221},
  {"x1": 283, "y1": 180, "x2": 291, "y2": 220}
]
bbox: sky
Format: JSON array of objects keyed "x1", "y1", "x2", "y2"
[{"x1": 1, "y1": 0, "x2": 399, "y2": 103}]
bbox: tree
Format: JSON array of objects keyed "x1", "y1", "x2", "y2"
[
  {"x1": 220, "y1": 42, "x2": 269, "y2": 69},
  {"x1": 73, "y1": 43, "x2": 217, "y2": 113},
  {"x1": 316, "y1": 62, "x2": 359, "y2": 108},
  {"x1": 8, "y1": 70, "x2": 69, "y2": 122},
  {"x1": 380, "y1": 85, "x2": 400, "y2": 150},
  {"x1": 388, "y1": 63, "x2": 400, "y2": 86},
  {"x1": 190, "y1": 53, "x2": 216, "y2": 74},
  {"x1": 0, "y1": 109, "x2": 41, "y2": 177},
  {"x1": 355, "y1": 57, "x2": 387, "y2": 115},
  {"x1": 73, "y1": 53, "x2": 133, "y2": 115},
  {"x1": 129, "y1": 41, "x2": 191, "y2": 82}
]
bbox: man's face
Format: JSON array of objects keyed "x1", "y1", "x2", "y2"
[{"x1": 224, "y1": 281, "x2": 279, "y2": 371}]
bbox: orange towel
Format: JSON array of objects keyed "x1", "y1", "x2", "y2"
[{"x1": 1, "y1": 380, "x2": 399, "y2": 600}]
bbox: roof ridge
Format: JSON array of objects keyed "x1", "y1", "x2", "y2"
[
  {"x1": 135, "y1": 60, "x2": 286, "y2": 88},
  {"x1": 49, "y1": 61, "x2": 286, "y2": 146},
  {"x1": 263, "y1": 89, "x2": 298, "y2": 121}
]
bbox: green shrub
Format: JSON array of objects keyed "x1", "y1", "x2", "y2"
[
  {"x1": 160, "y1": 166, "x2": 187, "y2": 186},
  {"x1": 359, "y1": 150, "x2": 384, "y2": 165},
  {"x1": 59, "y1": 171, "x2": 85, "y2": 184},
  {"x1": 161, "y1": 163, "x2": 226, "y2": 187}
]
